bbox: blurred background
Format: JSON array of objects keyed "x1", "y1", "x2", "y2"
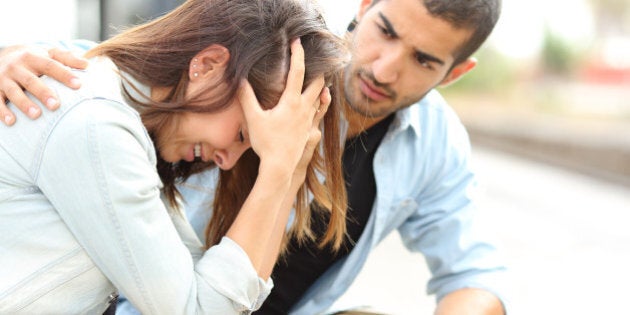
[{"x1": 2, "y1": 0, "x2": 629, "y2": 314}]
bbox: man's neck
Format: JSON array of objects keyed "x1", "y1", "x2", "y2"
[{"x1": 343, "y1": 100, "x2": 391, "y2": 139}]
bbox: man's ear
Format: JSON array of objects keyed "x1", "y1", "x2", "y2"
[
  {"x1": 189, "y1": 44, "x2": 230, "y2": 81},
  {"x1": 356, "y1": 0, "x2": 375, "y2": 22},
  {"x1": 439, "y1": 57, "x2": 477, "y2": 87}
]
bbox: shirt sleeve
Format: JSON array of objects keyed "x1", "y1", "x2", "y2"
[
  {"x1": 36, "y1": 100, "x2": 271, "y2": 314},
  {"x1": 396, "y1": 111, "x2": 507, "y2": 307}
]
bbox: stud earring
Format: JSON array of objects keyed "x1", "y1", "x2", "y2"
[{"x1": 192, "y1": 58, "x2": 199, "y2": 77}]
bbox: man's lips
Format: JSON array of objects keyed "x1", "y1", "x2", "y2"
[{"x1": 358, "y1": 77, "x2": 390, "y2": 101}]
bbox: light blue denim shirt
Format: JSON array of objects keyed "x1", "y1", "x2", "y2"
[
  {"x1": 0, "y1": 55, "x2": 271, "y2": 314},
  {"x1": 292, "y1": 90, "x2": 507, "y2": 314}
]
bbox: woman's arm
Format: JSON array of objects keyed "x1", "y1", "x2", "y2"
[
  {"x1": 37, "y1": 100, "x2": 261, "y2": 314},
  {"x1": 226, "y1": 39, "x2": 328, "y2": 279}
]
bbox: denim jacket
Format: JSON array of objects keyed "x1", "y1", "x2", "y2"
[{"x1": 0, "y1": 57, "x2": 271, "y2": 314}]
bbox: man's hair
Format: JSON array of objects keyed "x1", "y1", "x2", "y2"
[
  {"x1": 371, "y1": 0, "x2": 502, "y2": 66},
  {"x1": 423, "y1": 0, "x2": 501, "y2": 65},
  {"x1": 87, "y1": 0, "x2": 350, "y2": 251}
]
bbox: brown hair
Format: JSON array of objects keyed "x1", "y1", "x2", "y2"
[
  {"x1": 369, "y1": 0, "x2": 501, "y2": 66},
  {"x1": 87, "y1": 0, "x2": 349, "y2": 251}
]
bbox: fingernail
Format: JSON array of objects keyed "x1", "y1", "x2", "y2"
[
  {"x1": 70, "y1": 77, "x2": 81, "y2": 88},
  {"x1": 46, "y1": 97, "x2": 59, "y2": 109},
  {"x1": 28, "y1": 107, "x2": 40, "y2": 117},
  {"x1": 4, "y1": 115, "x2": 13, "y2": 125}
]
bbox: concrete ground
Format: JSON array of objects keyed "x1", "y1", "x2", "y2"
[{"x1": 326, "y1": 145, "x2": 630, "y2": 315}]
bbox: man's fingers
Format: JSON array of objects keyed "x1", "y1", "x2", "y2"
[
  {"x1": 3, "y1": 81, "x2": 40, "y2": 119},
  {"x1": 48, "y1": 47, "x2": 88, "y2": 71},
  {"x1": 15, "y1": 67, "x2": 59, "y2": 110},
  {"x1": 0, "y1": 94, "x2": 16, "y2": 126},
  {"x1": 43, "y1": 49, "x2": 83, "y2": 90}
]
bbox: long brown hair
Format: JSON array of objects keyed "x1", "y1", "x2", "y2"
[{"x1": 87, "y1": 0, "x2": 349, "y2": 251}]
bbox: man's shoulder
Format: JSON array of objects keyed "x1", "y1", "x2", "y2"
[{"x1": 399, "y1": 90, "x2": 464, "y2": 135}]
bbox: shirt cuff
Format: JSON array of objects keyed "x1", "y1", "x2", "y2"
[{"x1": 197, "y1": 236, "x2": 273, "y2": 312}]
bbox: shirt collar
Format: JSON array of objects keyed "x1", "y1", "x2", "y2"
[{"x1": 120, "y1": 71, "x2": 152, "y2": 106}]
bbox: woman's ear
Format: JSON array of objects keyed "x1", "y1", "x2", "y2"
[{"x1": 189, "y1": 45, "x2": 230, "y2": 81}]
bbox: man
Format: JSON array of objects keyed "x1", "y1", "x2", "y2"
[{"x1": 0, "y1": 0, "x2": 506, "y2": 314}]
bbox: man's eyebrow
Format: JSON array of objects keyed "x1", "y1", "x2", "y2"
[
  {"x1": 378, "y1": 12, "x2": 445, "y2": 66},
  {"x1": 416, "y1": 50, "x2": 445, "y2": 66},
  {"x1": 378, "y1": 12, "x2": 398, "y2": 38}
]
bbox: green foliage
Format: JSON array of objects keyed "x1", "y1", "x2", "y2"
[
  {"x1": 442, "y1": 46, "x2": 517, "y2": 94},
  {"x1": 540, "y1": 26, "x2": 578, "y2": 76}
]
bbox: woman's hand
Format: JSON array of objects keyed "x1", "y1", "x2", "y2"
[
  {"x1": 289, "y1": 86, "x2": 330, "y2": 192},
  {"x1": 0, "y1": 45, "x2": 87, "y2": 125},
  {"x1": 238, "y1": 38, "x2": 326, "y2": 179}
]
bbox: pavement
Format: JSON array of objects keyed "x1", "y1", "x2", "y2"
[
  {"x1": 450, "y1": 92, "x2": 630, "y2": 187},
  {"x1": 328, "y1": 146, "x2": 630, "y2": 315}
]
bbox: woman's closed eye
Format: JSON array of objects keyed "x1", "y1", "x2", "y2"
[{"x1": 238, "y1": 127, "x2": 245, "y2": 143}]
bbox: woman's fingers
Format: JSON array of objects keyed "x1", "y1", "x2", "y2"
[
  {"x1": 237, "y1": 79, "x2": 263, "y2": 122},
  {"x1": 279, "y1": 38, "x2": 305, "y2": 107},
  {"x1": 313, "y1": 86, "x2": 331, "y2": 125}
]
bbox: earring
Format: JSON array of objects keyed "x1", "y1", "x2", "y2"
[
  {"x1": 193, "y1": 73, "x2": 199, "y2": 77},
  {"x1": 192, "y1": 58, "x2": 199, "y2": 77}
]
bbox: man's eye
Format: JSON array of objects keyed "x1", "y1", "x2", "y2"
[
  {"x1": 378, "y1": 25, "x2": 393, "y2": 38},
  {"x1": 416, "y1": 55, "x2": 432, "y2": 70}
]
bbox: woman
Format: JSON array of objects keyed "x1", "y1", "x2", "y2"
[{"x1": 0, "y1": 0, "x2": 348, "y2": 313}]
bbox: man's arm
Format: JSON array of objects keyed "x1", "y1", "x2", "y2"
[
  {"x1": 435, "y1": 288, "x2": 505, "y2": 315},
  {"x1": 0, "y1": 43, "x2": 88, "y2": 125}
]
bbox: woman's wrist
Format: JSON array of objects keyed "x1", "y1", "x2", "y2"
[{"x1": 257, "y1": 159, "x2": 294, "y2": 189}]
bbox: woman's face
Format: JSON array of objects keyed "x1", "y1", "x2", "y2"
[{"x1": 157, "y1": 87, "x2": 251, "y2": 170}]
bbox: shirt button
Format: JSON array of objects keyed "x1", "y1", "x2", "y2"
[{"x1": 107, "y1": 292, "x2": 118, "y2": 304}]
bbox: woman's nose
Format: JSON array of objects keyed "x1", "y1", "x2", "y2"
[{"x1": 213, "y1": 142, "x2": 251, "y2": 170}]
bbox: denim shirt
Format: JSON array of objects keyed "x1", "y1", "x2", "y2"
[
  {"x1": 290, "y1": 91, "x2": 507, "y2": 314},
  {"x1": 0, "y1": 56, "x2": 271, "y2": 314}
]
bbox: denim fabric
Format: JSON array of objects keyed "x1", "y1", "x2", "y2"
[
  {"x1": 0, "y1": 56, "x2": 271, "y2": 314},
  {"x1": 290, "y1": 90, "x2": 507, "y2": 314},
  {"x1": 34, "y1": 41, "x2": 506, "y2": 315}
]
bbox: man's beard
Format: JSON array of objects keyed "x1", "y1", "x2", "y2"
[{"x1": 343, "y1": 66, "x2": 426, "y2": 119}]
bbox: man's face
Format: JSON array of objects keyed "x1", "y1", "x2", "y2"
[{"x1": 344, "y1": 0, "x2": 473, "y2": 118}]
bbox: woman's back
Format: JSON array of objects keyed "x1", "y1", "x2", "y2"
[{"x1": 0, "y1": 58, "x2": 154, "y2": 313}]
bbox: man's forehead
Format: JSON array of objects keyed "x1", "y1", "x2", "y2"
[{"x1": 367, "y1": 0, "x2": 471, "y2": 64}]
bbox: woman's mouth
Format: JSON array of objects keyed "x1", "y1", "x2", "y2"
[{"x1": 194, "y1": 143, "x2": 201, "y2": 158}]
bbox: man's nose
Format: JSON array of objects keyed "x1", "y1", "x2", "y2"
[{"x1": 372, "y1": 44, "x2": 404, "y2": 84}]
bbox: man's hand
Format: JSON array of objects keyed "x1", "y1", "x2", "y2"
[
  {"x1": 0, "y1": 45, "x2": 88, "y2": 125},
  {"x1": 435, "y1": 288, "x2": 505, "y2": 315}
]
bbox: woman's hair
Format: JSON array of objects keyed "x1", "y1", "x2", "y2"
[{"x1": 87, "y1": 0, "x2": 349, "y2": 251}]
